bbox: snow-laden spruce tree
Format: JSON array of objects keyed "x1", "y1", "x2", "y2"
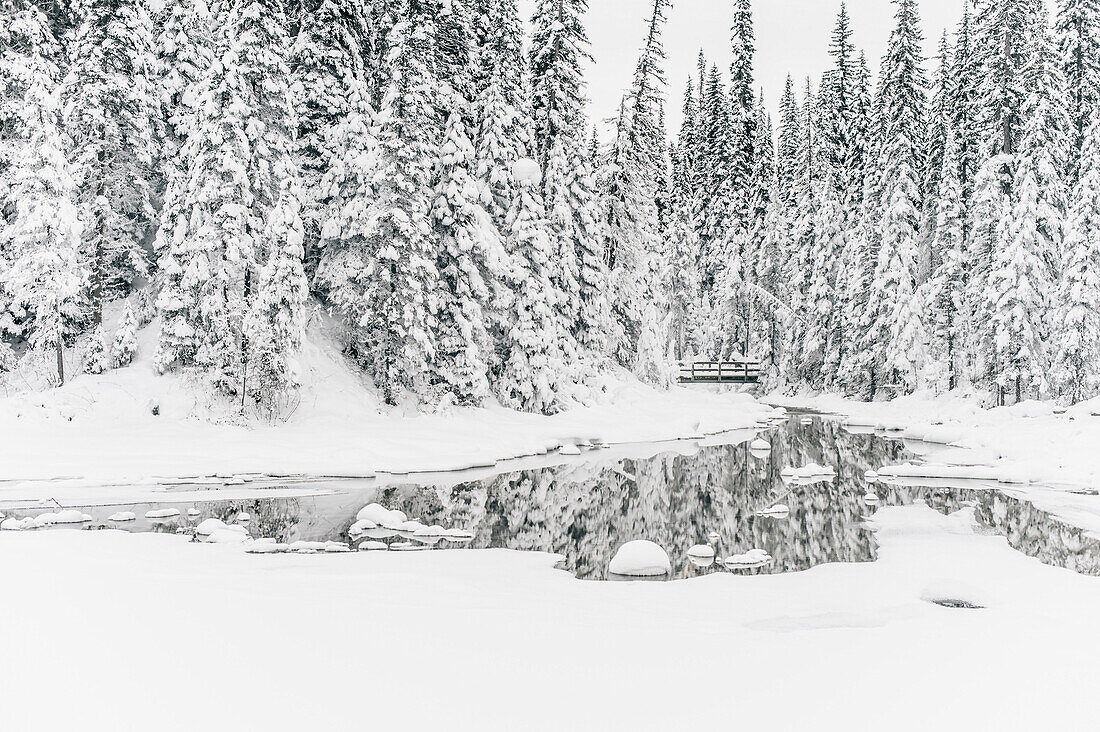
[
  {"x1": 862, "y1": 0, "x2": 928, "y2": 397},
  {"x1": 430, "y1": 110, "x2": 503, "y2": 406},
  {"x1": 1, "y1": 34, "x2": 86, "y2": 386},
  {"x1": 153, "y1": 0, "x2": 214, "y2": 373},
  {"x1": 243, "y1": 176, "x2": 308, "y2": 418},
  {"x1": 813, "y1": 172, "x2": 845, "y2": 390},
  {"x1": 155, "y1": 0, "x2": 215, "y2": 181},
  {"x1": 984, "y1": 150, "x2": 1054, "y2": 404},
  {"x1": 112, "y1": 301, "x2": 138, "y2": 368},
  {"x1": 63, "y1": 0, "x2": 159, "y2": 318},
  {"x1": 925, "y1": 129, "x2": 967, "y2": 392},
  {"x1": 337, "y1": 3, "x2": 441, "y2": 405},
  {"x1": 84, "y1": 325, "x2": 107, "y2": 374},
  {"x1": 529, "y1": 0, "x2": 592, "y2": 173},
  {"x1": 290, "y1": 0, "x2": 370, "y2": 275},
  {"x1": 1056, "y1": 0, "x2": 1100, "y2": 184},
  {"x1": 154, "y1": 0, "x2": 305, "y2": 409},
  {"x1": 1052, "y1": 119, "x2": 1100, "y2": 402},
  {"x1": 497, "y1": 168, "x2": 576, "y2": 414}
]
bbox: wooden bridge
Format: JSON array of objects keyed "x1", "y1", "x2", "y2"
[{"x1": 678, "y1": 360, "x2": 762, "y2": 385}]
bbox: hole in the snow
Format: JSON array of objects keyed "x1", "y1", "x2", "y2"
[{"x1": 928, "y1": 598, "x2": 985, "y2": 609}]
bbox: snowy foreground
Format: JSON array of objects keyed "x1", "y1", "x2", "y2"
[
  {"x1": 2, "y1": 504, "x2": 1098, "y2": 731},
  {"x1": 0, "y1": 319, "x2": 774, "y2": 493}
]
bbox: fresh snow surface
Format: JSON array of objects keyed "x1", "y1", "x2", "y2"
[
  {"x1": 10, "y1": 504, "x2": 1089, "y2": 730},
  {"x1": 0, "y1": 319, "x2": 776, "y2": 492},
  {"x1": 607, "y1": 540, "x2": 671, "y2": 577}
]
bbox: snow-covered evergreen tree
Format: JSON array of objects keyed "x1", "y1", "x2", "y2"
[
  {"x1": 1, "y1": 25, "x2": 85, "y2": 385},
  {"x1": 862, "y1": 0, "x2": 928, "y2": 396},
  {"x1": 112, "y1": 301, "x2": 138, "y2": 368},
  {"x1": 1052, "y1": 119, "x2": 1100, "y2": 402},
  {"x1": 925, "y1": 129, "x2": 967, "y2": 391},
  {"x1": 63, "y1": 0, "x2": 159, "y2": 318},
  {"x1": 1056, "y1": 0, "x2": 1100, "y2": 184},
  {"x1": 84, "y1": 324, "x2": 107, "y2": 374},
  {"x1": 290, "y1": 0, "x2": 370, "y2": 275}
]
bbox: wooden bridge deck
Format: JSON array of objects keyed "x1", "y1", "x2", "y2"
[{"x1": 678, "y1": 360, "x2": 762, "y2": 384}]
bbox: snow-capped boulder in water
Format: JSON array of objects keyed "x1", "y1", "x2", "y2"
[
  {"x1": 558, "y1": 443, "x2": 582, "y2": 456},
  {"x1": 245, "y1": 540, "x2": 287, "y2": 554},
  {"x1": 608, "y1": 540, "x2": 672, "y2": 577},
  {"x1": 750, "y1": 438, "x2": 771, "y2": 452},
  {"x1": 2, "y1": 517, "x2": 34, "y2": 531},
  {"x1": 687, "y1": 544, "x2": 716, "y2": 568},
  {"x1": 756, "y1": 504, "x2": 790, "y2": 518},
  {"x1": 863, "y1": 492, "x2": 881, "y2": 504},
  {"x1": 195, "y1": 518, "x2": 227, "y2": 536},
  {"x1": 108, "y1": 511, "x2": 136, "y2": 522},
  {"x1": 359, "y1": 541, "x2": 389, "y2": 551},
  {"x1": 236, "y1": 513, "x2": 251, "y2": 523},
  {"x1": 205, "y1": 527, "x2": 251, "y2": 544},
  {"x1": 865, "y1": 470, "x2": 879, "y2": 483},
  {"x1": 356, "y1": 503, "x2": 407, "y2": 529},
  {"x1": 511, "y1": 157, "x2": 542, "y2": 186},
  {"x1": 145, "y1": 508, "x2": 181, "y2": 520},
  {"x1": 724, "y1": 549, "x2": 772, "y2": 568}
]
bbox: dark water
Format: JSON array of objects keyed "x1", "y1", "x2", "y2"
[{"x1": 7, "y1": 416, "x2": 1100, "y2": 580}]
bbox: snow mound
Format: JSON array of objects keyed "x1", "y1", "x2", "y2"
[
  {"x1": 781, "y1": 464, "x2": 836, "y2": 484},
  {"x1": 187, "y1": 509, "x2": 202, "y2": 518},
  {"x1": 324, "y1": 542, "x2": 353, "y2": 553},
  {"x1": 205, "y1": 527, "x2": 251, "y2": 544},
  {"x1": 608, "y1": 540, "x2": 671, "y2": 577},
  {"x1": 145, "y1": 508, "x2": 180, "y2": 520},
  {"x1": 864, "y1": 471, "x2": 879, "y2": 482},
  {"x1": 390, "y1": 541, "x2": 428, "y2": 551},
  {"x1": 358, "y1": 541, "x2": 388, "y2": 551},
  {"x1": 236, "y1": 512, "x2": 251, "y2": 523},
  {"x1": 287, "y1": 541, "x2": 328, "y2": 554},
  {"x1": 245, "y1": 540, "x2": 287, "y2": 554},
  {"x1": 413, "y1": 525, "x2": 446, "y2": 538},
  {"x1": 1, "y1": 517, "x2": 36, "y2": 531},
  {"x1": 724, "y1": 549, "x2": 772, "y2": 568},
  {"x1": 108, "y1": 511, "x2": 136, "y2": 522},
  {"x1": 195, "y1": 518, "x2": 227, "y2": 536},
  {"x1": 750, "y1": 438, "x2": 771, "y2": 451},
  {"x1": 356, "y1": 504, "x2": 408, "y2": 530},
  {"x1": 686, "y1": 544, "x2": 715, "y2": 567},
  {"x1": 756, "y1": 504, "x2": 790, "y2": 518},
  {"x1": 558, "y1": 443, "x2": 582, "y2": 456},
  {"x1": 863, "y1": 492, "x2": 881, "y2": 504}
]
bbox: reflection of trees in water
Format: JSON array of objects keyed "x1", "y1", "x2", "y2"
[
  {"x1": 198, "y1": 498, "x2": 304, "y2": 542},
  {"x1": 372, "y1": 419, "x2": 916, "y2": 579}
]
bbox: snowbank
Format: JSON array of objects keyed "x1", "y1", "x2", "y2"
[
  {"x1": 2, "y1": 505, "x2": 1099, "y2": 730},
  {"x1": 0, "y1": 317, "x2": 777, "y2": 492}
]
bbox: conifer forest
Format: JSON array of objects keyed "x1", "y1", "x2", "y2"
[{"x1": 2, "y1": 0, "x2": 1100, "y2": 416}]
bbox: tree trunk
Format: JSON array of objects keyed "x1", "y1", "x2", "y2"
[{"x1": 55, "y1": 341, "x2": 65, "y2": 386}]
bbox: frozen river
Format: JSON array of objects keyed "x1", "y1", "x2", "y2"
[{"x1": 6, "y1": 415, "x2": 1099, "y2": 580}]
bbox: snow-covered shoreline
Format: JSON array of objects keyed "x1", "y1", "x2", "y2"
[
  {"x1": 3, "y1": 504, "x2": 1097, "y2": 731},
  {"x1": 0, "y1": 320, "x2": 777, "y2": 493}
]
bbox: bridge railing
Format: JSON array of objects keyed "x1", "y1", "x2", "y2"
[{"x1": 678, "y1": 360, "x2": 763, "y2": 384}]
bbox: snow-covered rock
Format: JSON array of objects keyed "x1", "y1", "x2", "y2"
[
  {"x1": 558, "y1": 443, "x2": 581, "y2": 456},
  {"x1": 108, "y1": 511, "x2": 137, "y2": 522},
  {"x1": 443, "y1": 528, "x2": 474, "y2": 542},
  {"x1": 398, "y1": 520, "x2": 426, "y2": 533},
  {"x1": 324, "y1": 542, "x2": 352, "y2": 553},
  {"x1": 865, "y1": 470, "x2": 879, "y2": 482},
  {"x1": 187, "y1": 509, "x2": 202, "y2": 518},
  {"x1": 357, "y1": 504, "x2": 407, "y2": 530},
  {"x1": 864, "y1": 492, "x2": 881, "y2": 504},
  {"x1": 608, "y1": 540, "x2": 671, "y2": 577},
  {"x1": 756, "y1": 504, "x2": 790, "y2": 518},
  {"x1": 724, "y1": 549, "x2": 772, "y2": 568},
  {"x1": 205, "y1": 527, "x2": 251, "y2": 544},
  {"x1": 686, "y1": 544, "x2": 715, "y2": 567},
  {"x1": 358, "y1": 541, "x2": 389, "y2": 551},
  {"x1": 236, "y1": 512, "x2": 251, "y2": 523},
  {"x1": 145, "y1": 508, "x2": 180, "y2": 520},
  {"x1": 53, "y1": 510, "x2": 91, "y2": 524},
  {"x1": 750, "y1": 438, "x2": 771, "y2": 452},
  {"x1": 413, "y1": 525, "x2": 446, "y2": 538},
  {"x1": 349, "y1": 519, "x2": 379, "y2": 534},
  {"x1": 390, "y1": 541, "x2": 428, "y2": 551},
  {"x1": 195, "y1": 518, "x2": 227, "y2": 536},
  {"x1": 1, "y1": 517, "x2": 35, "y2": 531}
]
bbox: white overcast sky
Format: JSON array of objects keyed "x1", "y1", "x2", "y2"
[{"x1": 517, "y1": 0, "x2": 969, "y2": 137}]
